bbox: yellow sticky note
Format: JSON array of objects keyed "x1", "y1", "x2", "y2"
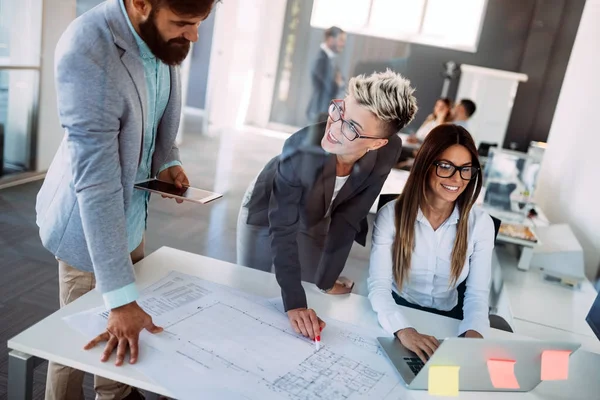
[
  {"x1": 541, "y1": 350, "x2": 571, "y2": 381},
  {"x1": 428, "y1": 365, "x2": 460, "y2": 397}
]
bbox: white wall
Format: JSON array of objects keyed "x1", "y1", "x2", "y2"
[
  {"x1": 36, "y1": 0, "x2": 76, "y2": 171},
  {"x1": 205, "y1": 0, "x2": 286, "y2": 134},
  {"x1": 536, "y1": 0, "x2": 600, "y2": 281},
  {"x1": 244, "y1": 0, "x2": 286, "y2": 128}
]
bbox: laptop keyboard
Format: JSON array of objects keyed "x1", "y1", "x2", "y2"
[{"x1": 404, "y1": 357, "x2": 425, "y2": 375}]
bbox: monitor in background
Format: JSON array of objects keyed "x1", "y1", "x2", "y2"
[{"x1": 586, "y1": 292, "x2": 600, "y2": 341}]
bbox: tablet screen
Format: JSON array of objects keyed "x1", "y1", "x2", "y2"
[{"x1": 134, "y1": 180, "x2": 222, "y2": 204}]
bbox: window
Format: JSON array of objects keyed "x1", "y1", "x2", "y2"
[
  {"x1": 369, "y1": 0, "x2": 425, "y2": 37},
  {"x1": 310, "y1": 0, "x2": 488, "y2": 53},
  {"x1": 310, "y1": 0, "x2": 371, "y2": 31},
  {"x1": 0, "y1": 0, "x2": 42, "y2": 175},
  {"x1": 0, "y1": 0, "x2": 42, "y2": 66}
]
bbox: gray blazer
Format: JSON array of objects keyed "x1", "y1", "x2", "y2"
[
  {"x1": 35, "y1": 0, "x2": 181, "y2": 295},
  {"x1": 245, "y1": 123, "x2": 403, "y2": 310}
]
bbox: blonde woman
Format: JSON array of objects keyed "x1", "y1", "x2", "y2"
[
  {"x1": 237, "y1": 70, "x2": 418, "y2": 340},
  {"x1": 368, "y1": 124, "x2": 494, "y2": 363}
]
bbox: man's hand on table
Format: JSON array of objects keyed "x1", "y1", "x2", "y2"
[
  {"x1": 287, "y1": 308, "x2": 326, "y2": 340},
  {"x1": 157, "y1": 165, "x2": 189, "y2": 204},
  {"x1": 84, "y1": 301, "x2": 163, "y2": 366}
]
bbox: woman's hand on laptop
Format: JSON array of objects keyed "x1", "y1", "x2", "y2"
[{"x1": 396, "y1": 328, "x2": 440, "y2": 363}]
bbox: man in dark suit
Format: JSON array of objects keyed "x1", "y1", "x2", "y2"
[{"x1": 306, "y1": 26, "x2": 347, "y2": 123}]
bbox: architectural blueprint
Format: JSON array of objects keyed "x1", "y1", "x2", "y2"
[{"x1": 65, "y1": 271, "x2": 406, "y2": 400}]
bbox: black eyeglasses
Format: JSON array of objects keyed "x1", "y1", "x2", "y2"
[
  {"x1": 328, "y1": 99, "x2": 381, "y2": 141},
  {"x1": 434, "y1": 161, "x2": 479, "y2": 181}
]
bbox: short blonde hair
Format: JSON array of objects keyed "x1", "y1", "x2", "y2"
[{"x1": 348, "y1": 69, "x2": 418, "y2": 136}]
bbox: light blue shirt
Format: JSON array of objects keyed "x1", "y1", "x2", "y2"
[
  {"x1": 454, "y1": 120, "x2": 469, "y2": 129},
  {"x1": 103, "y1": 0, "x2": 181, "y2": 309}
]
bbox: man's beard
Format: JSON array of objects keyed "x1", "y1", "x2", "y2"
[{"x1": 139, "y1": 10, "x2": 190, "y2": 66}]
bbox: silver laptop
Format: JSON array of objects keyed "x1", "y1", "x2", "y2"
[{"x1": 377, "y1": 336, "x2": 580, "y2": 392}]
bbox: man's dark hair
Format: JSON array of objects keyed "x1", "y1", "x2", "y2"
[
  {"x1": 149, "y1": 0, "x2": 218, "y2": 17},
  {"x1": 460, "y1": 99, "x2": 477, "y2": 117},
  {"x1": 324, "y1": 26, "x2": 344, "y2": 40}
]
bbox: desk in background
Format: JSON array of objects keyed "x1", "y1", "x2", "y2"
[
  {"x1": 8, "y1": 247, "x2": 600, "y2": 399},
  {"x1": 497, "y1": 244, "x2": 599, "y2": 341},
  {"x1": 397, "y1": 133, "x2": 421, "y2": 151},
  {"x1": 369, "y1": 168, "x2": 410, "y2": 214}
]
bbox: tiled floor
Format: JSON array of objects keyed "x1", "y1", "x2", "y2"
[{"x1": 0, "y1": 115, "x2": 374, "y2": 399}]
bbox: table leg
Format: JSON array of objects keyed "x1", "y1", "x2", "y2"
[
  {"x1": 517, "y1": 246, "x2": 534, "y2": 271},
  {"x1": 8, "y1": 350, "x2": 40, "y2": 400}
]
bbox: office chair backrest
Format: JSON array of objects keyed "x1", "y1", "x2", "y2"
[
  {"x1": 377, "y1": 193, "x2": 400, "y2": 212},
  {"x1": 491, "y1": 215, "x2": 501, "y2": 241}
]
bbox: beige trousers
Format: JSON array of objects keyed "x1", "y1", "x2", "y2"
[{"x1": 45, "y1": 240, "x2": 145, "y2": 400}]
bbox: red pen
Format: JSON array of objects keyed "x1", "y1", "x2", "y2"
[{"x1": 315, "y1": 335, "x2": 321, "y2": 351}]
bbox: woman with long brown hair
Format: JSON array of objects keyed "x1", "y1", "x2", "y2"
[{"x1": 368, "y1": 124, "x2": 495, "y2": 363}]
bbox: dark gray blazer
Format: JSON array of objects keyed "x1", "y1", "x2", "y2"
[
  {"x1": 245, "y1": 123, "x2": 403, "y2": 311},
  {"x1": 306, "y1": 49, "x2": 340, "y2": 119}
]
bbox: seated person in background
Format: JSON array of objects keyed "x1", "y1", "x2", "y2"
[
  {"x1": 368, "y1": 124, "x2": 495, "y2": 363},
  {"x1": 237, "y1": 70, "x2": 418, "y2": 340},
  {"x1": 452, "y1": 99, "x2": 477, "y2": 128},
  {"x1": 407, "y1": 98, "x2": 452, "y2": 143}
]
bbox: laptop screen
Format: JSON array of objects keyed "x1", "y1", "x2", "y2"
[{"x1": 586, "y1": 291, "x2": 600, "y2": 341}]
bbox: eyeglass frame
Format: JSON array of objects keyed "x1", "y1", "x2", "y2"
[
  {"x1": 433, "y1": 161, "x2": 480, "y2": 181},
  {"x1": 328, "y1": 99, "x2": 382, "y2": 141}
]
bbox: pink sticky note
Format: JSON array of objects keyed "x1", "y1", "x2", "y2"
[
  {"x1": 487, "y1": 359, "x2": 520, "y2": 389},
  {"x1": 541, "y1": 350, "x2": 572, "y2": 381}
]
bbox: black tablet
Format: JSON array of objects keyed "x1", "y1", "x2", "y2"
[{"x1": 134, "y1": 179, "x2": 222, "y2": 204}]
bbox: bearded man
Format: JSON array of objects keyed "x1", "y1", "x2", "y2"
[{"x1": 36, "y1": 0, "x2": 218, "y2": 398}]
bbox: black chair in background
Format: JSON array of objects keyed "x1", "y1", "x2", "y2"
[
  {"x1": 375, "y1": 194, "x2": 512, "y2": 333},
  {"x1": 477, "y1": 142, "x2": 498, "y2": 158},
  {"x1": 377, "y1": 193, "x2": 400, "y2": 212}
]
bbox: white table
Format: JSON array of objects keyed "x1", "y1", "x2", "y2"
[
  {"x1": 8, "y1": 247, "x2": 600, "y2": 399},
  {"x1": 512, "y1": 319, "x2": 600, "y2": 355},
  {"x1": 397, "y1": 133, "x2": 421, "y2": 150},
  {"x1": 369, "y1": 168, "x2": 410, "y2": 214},
  {"x1": 498, "y1": 248, "x2": 599, "y2": 339}
]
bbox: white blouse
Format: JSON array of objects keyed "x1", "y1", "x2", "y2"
[
  {"x1": 415, "y1": 119, "x2": 440, "y2": 141},
  {"x1": 367, "y1": 200, "x2": 495, "y2": 336},
  {"x1": 325, "y1": 175, "x2": 350, "y2": 217}
]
